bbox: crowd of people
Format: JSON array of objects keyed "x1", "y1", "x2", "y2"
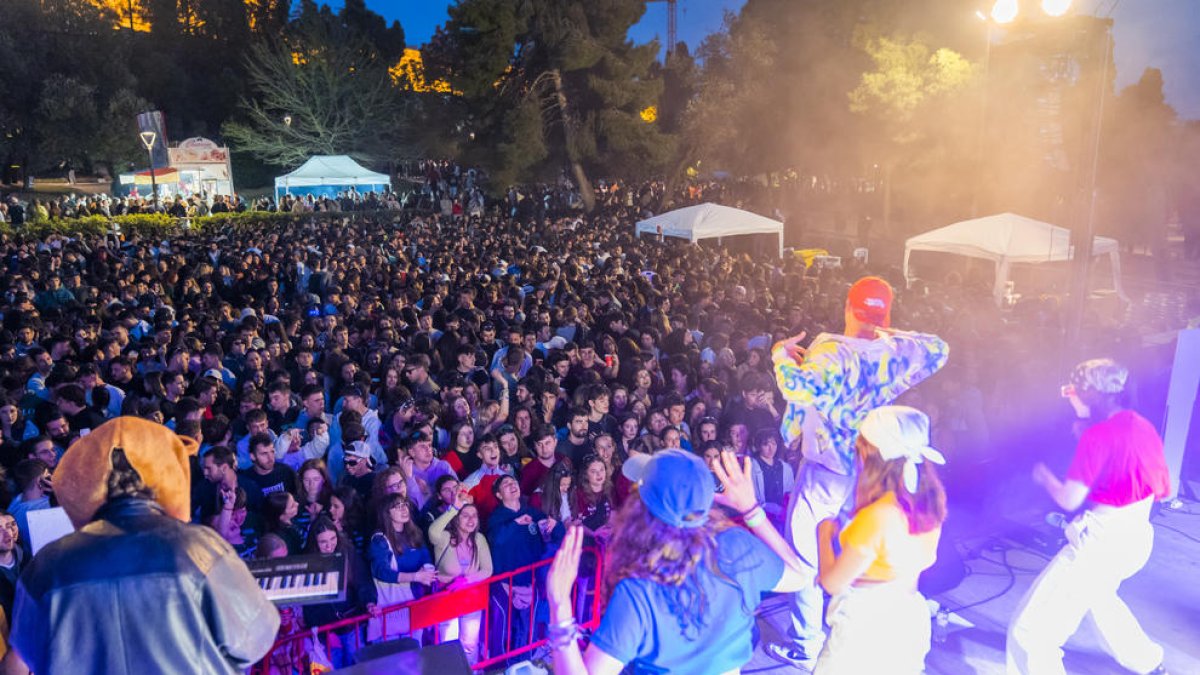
[{"x1": 0, "y1": 171, "x2": 1169, "y2": 672}]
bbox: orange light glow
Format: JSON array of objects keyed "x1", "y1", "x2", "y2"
[
  {"x1": 90, "y1": 0, "x2": 150, "y2": 31},
  {"x1": 390, "y1": 48, "x2": 456, "y2": 94}
]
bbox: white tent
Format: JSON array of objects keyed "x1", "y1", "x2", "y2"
[
  {"x1": 635, "y1": 203, "x2": 784, "y2": 257},
  {"x1": 274, "y1": 155, "x2": 390, "y2": 200},
  {"x1": 903, "y1": 212, "x2": 1127, "y2": 305}
]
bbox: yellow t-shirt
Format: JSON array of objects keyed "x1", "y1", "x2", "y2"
[{"x1": 839, "y1": 491, "x2": 940, "y2": 583}]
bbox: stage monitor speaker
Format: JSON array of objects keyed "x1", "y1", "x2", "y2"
[
  {"x1": 333, "y1": 640, "x2": 470, "y2": 675},
  {"x1": 1162, "y1": 328, "x2": 1200, "y2": 500}
]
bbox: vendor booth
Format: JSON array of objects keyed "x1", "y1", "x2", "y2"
[
  {"x1": 118, "y1": 167, "x2": 186, "y2": 199},
  {"x1": 168, "y1": 137, "x2": 234, "y2": 197},
  {"x1": 903, "y1": 212, "x2": 1127, "y2": 305},
  {"x1": 635, "y1": 203, "x2": 784, "y2": 258},
  {"x1": 274, "y1": 155, "x2": 391, "y2": 200}
]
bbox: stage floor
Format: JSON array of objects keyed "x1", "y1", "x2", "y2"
[{"x1": 746, "y1": 501, "x2": 1200, "y2": 675}]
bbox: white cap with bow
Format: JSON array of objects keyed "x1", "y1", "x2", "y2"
[{"x1": 859, "y1": 406, "x2": 946, "y2": 493}]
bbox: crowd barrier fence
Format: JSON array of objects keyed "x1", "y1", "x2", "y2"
[{"x1": 253, "y1": 546, "x2": 604, "y2": 674}]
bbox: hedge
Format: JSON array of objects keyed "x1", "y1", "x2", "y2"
[{"x1": 0, "y1": 209, "x2": 410, "y2": 239}]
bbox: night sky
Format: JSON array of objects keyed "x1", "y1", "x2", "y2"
[{"x1": 347, "y1": 0, "x2": 1199, "y2": 119}]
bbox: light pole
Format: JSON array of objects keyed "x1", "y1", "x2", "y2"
[
  {"x1": 983, "y1": 0, "x2": 1109, "y2": 345},
  {"x1": 972, "y1": 10, "x2": 996, "y2": 217},
  {"x1": 138, "y1": 131, "x2": 159, "y2": 212}
]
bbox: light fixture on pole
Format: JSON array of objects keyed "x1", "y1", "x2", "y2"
[
  {"x1": 283, "y1": 115, "x2": 292, "y2": 128},
  {"x1": 990, "y1": 0, "x2": 1073, "y2": 24},
  {"x1": 1041, "y1": 0, "x2": 1072, "y2": 17},
  {"x1": 138, "y1": 131, "x2": 160, "y2": 212},
  {"x1": 990, "y1": 0, "x2": 1019, "y2": 24}
]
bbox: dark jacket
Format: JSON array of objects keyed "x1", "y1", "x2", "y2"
[
  {"x1": 486, "y1": 502, "x2": 562, "y2": 585},
  {"x1": 0, "y1": 544, "x2": 25, "y2": 620},
  {"x1": 304, "y1": 546, "x2": 376, "y2": 626},
  {"x1": 9, "y1": 497, "x2": 280, "y2": 674}
]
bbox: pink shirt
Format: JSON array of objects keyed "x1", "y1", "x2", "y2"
[{"x1": 1067, "y1": 410, "x2": 1170, "y2": 507}]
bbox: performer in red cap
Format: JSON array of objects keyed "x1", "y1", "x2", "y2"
[{"x1": 767, "y1": 276, "x2": 950, "y2": 669}]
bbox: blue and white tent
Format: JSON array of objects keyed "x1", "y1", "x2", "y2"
[{"x1": 274, "y1": 155, "x2": 390, "y2": 200}]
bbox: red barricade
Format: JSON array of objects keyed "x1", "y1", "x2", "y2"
[{"x1": 254, "y1": 546, "x2": 604, "y2": 673}]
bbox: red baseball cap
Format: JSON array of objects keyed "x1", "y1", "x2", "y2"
[{"x1": 847, "y1": 276, "x2": 893, "y2": 327}]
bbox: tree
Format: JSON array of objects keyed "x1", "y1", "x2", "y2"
[
  {"x1": 657, "y1": 43, "x2": 698, "y2": 135},
  {"x1": 847, "y1": 32, "x2": 974, "y2": 230},
  {"x1": 221, "y1": 24, "x2": 414, "y2": 167},
  {"x1": 0, "y1": 0, "x2": 150, "y2": 181},
  {"x1": 1098, "y1": 67, "x2": 1176, "y2": 252},
  {"x1": 427, "y1": 0, "x2": 674, "y2": 209}
]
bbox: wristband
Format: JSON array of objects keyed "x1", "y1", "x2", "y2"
[
  {"x1": 743, "y1": 507, "x2": 768, "y2": 529},
  {"x1": 547, "y1": 620, "x2": 580, "y2": 649},
  {"x1": 736, "y1": 502, "x2": 763, "y2": 518}
]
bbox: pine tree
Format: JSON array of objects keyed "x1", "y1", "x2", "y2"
[{"x1": 427, "y1": 0, "x2": 673, "y2": 210}]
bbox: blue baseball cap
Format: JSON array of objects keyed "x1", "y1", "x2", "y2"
[{"x1": 622, "y1": 449, "x2": 715, "y2": 529}]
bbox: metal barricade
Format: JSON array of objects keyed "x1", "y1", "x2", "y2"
[{"x1": 254, "y1": 546, "x2": 604, "y2": 673}]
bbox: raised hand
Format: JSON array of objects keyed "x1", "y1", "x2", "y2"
[
  {"x1": 772, "y1": 331, "x2": 808, "y2": 363},
  {"x1": 547, "y1": 525, "x2": 584, "y2": 622},
  {"x1": 712, "y1": 450, "x2": 757, "y2": 513}
]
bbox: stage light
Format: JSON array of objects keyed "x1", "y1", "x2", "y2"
[
  {"x1": 991, "y1": 0, "x2": 1019, "y2": 24},
  {"x1": 1041, "y1": 0, "x2": 1072, "y2": 17}
]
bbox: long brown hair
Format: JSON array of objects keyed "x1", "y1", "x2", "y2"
[
  {"x1": 854, "y1": 435, "x2": 946, "y2": 534},
  {"x1": 297, "y1": 458, "x2": 333, "y2": 508},
  {"x1": 539, "y1": 462, "x2": 573, "y2": 518},
  {"x1": 446, "y1": 504, "x2": 481, "y2": 568},
  {"x1": 375, "y1": 493, "x2": 424, "y2": 552},
  {"x1": 603, "y1": 495, "x2": 733, "y2": 638},
  {"x1": 575, "y1": 454, "x2": 612, "y2": 507}
]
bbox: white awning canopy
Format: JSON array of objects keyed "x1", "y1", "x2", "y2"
[
  {"x1": 903, "y1": 212, "x2": 1126, "y2": 304},
  {"x1": 635, "y1": 203, "x2": 783, "y2": 257},
  {"x1": 274, "y1": 155, "x2": 390, "y2": 197}
]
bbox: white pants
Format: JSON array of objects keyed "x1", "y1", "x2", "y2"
[
  {"x1": 439, "y1": 610, "x2": 483, "y2": 664},
  {"x1": 1006, "y1": 498, "x2": 1163, "y2": 675},
  {"x1": 814, "y1": 583, "x2": 932, "y2": 674},
  {"x1": 783, "y1": 462, "x2": 856, "y2": 657}
]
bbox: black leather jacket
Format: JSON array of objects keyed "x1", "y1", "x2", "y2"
[{"x1": 9, "y1": 497, "x2": 280, "y2": 674}]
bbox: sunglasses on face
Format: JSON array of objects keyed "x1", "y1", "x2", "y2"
[{"x1": 344, "y1": 459, "x2": 361, "y2": 467}]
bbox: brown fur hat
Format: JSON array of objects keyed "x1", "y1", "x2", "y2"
[{"x1": 53, "y1": 416, "x2": 199, "y2": 528}]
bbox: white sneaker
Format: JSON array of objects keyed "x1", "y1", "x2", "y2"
[{"x1": 766, "y1": 643, "x2": 818, "y2": 671}]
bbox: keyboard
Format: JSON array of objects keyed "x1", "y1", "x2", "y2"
[{"x1": 246, "y1": 553, "x2": 347, "y2": 606}]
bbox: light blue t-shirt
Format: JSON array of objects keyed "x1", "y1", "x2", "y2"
[
  {"x1": 590, "y1": 527, "x2": 784, "y2": 674},
  {"x1": 8, "y1": 493, "x2": 52, "y2": 557}
]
